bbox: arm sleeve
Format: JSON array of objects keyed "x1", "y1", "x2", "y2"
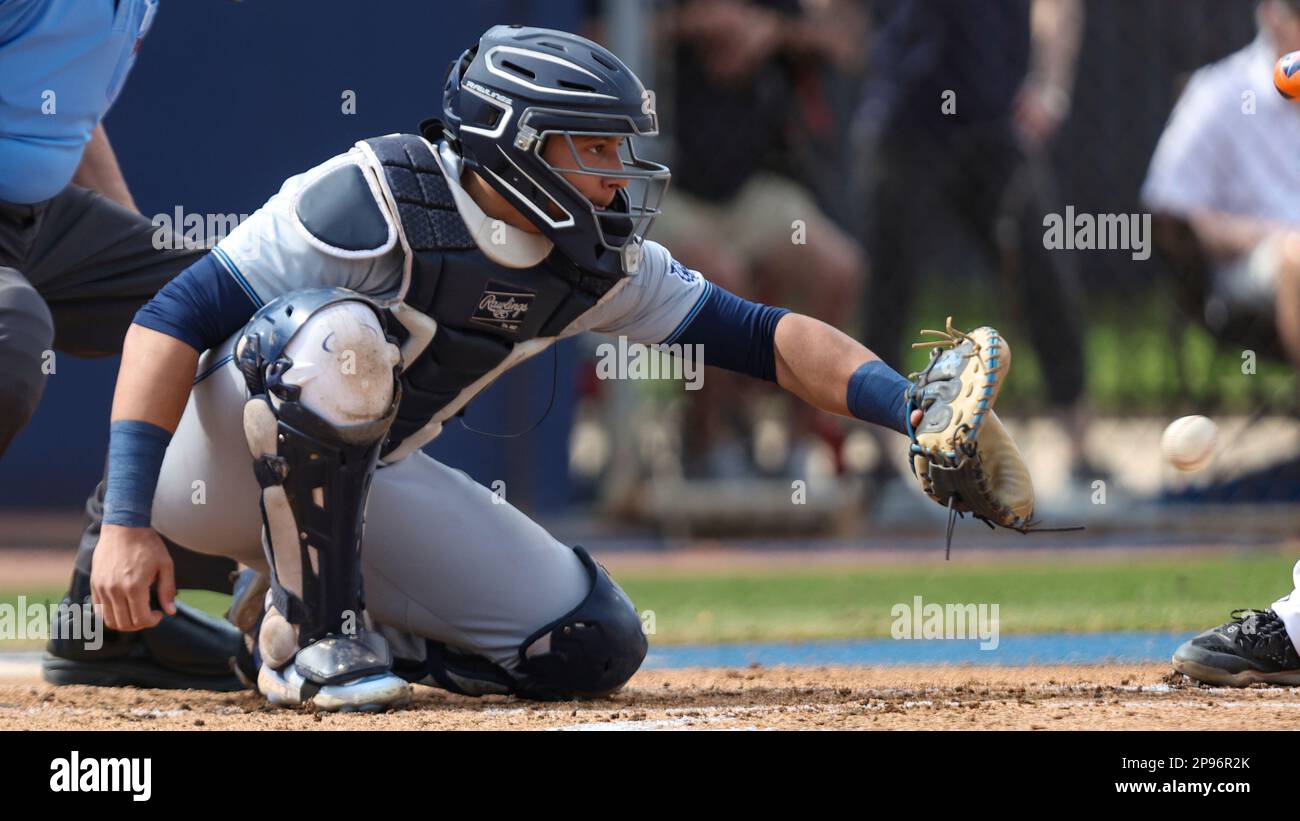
[
  {"x1": 667, "y1": 282, "x2": 790, "y2": 382},
  {"x1": 133, "y1": 253, "x2": 258, "y2": 352},
  {"x1": 566, "y1": 240, "x2": 790, "y2": 381}
]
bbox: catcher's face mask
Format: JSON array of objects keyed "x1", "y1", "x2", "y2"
[
  {"x1": 532, "y1": 126, "x2": 670, "y2": 271},
  {"x1": 541, "y1": 134, "x2": 633, "y2": 208}
]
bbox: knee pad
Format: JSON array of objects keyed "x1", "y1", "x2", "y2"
[
  {"x1": 513, "y1": 546, "x2": 648, "y2": 700},
  {"x1": 277, "y1": 300, "x2": 399, "y2": 431},
  {"x1": 236, "y1": 289, "x2": 402, "y2": 650},
  {"x1": 238, "y1": 290, "x2": 400, "y2": 437}
]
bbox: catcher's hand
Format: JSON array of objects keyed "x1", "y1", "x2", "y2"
[{"x1": 905, "y1": 317, "x2": 1069, "y2": 557}]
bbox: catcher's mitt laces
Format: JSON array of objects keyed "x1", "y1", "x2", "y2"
[
  {"x1": 910, "y1": 316, "x2": 979, "y2": 351},
  {"x1": 907, "y1": 317, "x2": 981, "y2": 382}
]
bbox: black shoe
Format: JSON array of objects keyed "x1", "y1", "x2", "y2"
[
  {"x1": 1172, "y1": 608, "x2": 1300, "y2": 686},
  {"x1": 42, "y1": 594, "x2": 248, "y2": 692}
]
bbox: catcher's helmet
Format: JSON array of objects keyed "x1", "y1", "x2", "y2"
[{"x1": 432, "y1": 24, "x2": 670, "y2": 277}]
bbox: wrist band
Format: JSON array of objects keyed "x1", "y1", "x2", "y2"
[
  {"x1": 102, "y1": 419, "x2": 172, "y2": 528},
  {"x1": 846, "y1": 359, "x2": 913, "y2": 435}
]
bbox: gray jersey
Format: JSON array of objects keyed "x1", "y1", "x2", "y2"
[{"x1": 214, "y1": 134, "x2": 707, "y2": 461}]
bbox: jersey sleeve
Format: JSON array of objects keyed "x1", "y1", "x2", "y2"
[
  {"x1": 561, "y1": 239, "x2": 711, "y2": 344},
  {"x1": 560, "y1": 239, "x2": 790, "y2": 382},
  {"x1": 133, "y1": 253, "x2": 258, "y2": 352},
  {"x1": 669, "y1": 281, "x2": 789, "y2": 382}
]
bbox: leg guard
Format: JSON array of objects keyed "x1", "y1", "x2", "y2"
[
  {"x1": 235, "y1": 288, "x2": 403, "y2": 689},
  {"x1": 513, "y1": 546, "x2": 648, "y2": 699},
  {"x1": 390, "y1": 547, "x2": 648, "y2": 700}
]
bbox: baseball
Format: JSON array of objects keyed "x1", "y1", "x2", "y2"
[{"x1": 1161, "y1": 415, "x2": 1218, "y2": 472}]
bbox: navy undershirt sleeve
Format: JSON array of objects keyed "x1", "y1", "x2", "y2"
[
  {"x1": 666, "y1": 282, "x2": 790, "y2": 382},
  {"x1": 133, "y1": 253, "x2": 258, "y2": 352}
]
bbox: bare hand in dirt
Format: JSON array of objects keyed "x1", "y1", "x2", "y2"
[{"x1": 91, "y1": 524, "x2": 177, "y2": 631}]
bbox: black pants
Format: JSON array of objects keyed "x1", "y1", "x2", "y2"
[
  {"x1": 0, "y1": 185, "x2": 205, "y2": 455},
  {"x1": 0, "y1": 186, "x2": 234, "y2": 593},
  {"x1": 862, "y1": 123, "x2": 1085, "y2": 407}
]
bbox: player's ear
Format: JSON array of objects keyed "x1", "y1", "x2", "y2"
[{"x1": 419, "y1": 118, "x2": 448, "y2": 143}]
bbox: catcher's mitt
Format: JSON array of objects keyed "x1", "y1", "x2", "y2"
[{"x1": 905, "y1": 317, "x2": 1080, "y2": 557}]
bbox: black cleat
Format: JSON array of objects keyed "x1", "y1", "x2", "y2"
[
  {"x1": 42, "y1": 595, "x2": 248, "y2": 692},
  {"x1": 1172, "y1": 608, "x2": 1300, "y2": 687}
]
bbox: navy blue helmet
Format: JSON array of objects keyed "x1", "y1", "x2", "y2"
[{"x1": 435, "y1": 25, "x2": 670, "y2": 277}]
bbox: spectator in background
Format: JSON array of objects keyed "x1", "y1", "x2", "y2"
[
  {"x1": 856, "y1": 0, "x2": 1094, "y2": 478},
  {"x1": 652, "y1": 0, "x2": 870, "y2": 478},
  {"x1": 1142, "y1": 0, "x2": 1300, "y2": 369}
]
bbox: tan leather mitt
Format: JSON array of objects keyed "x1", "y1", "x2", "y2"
[{"x1": 906, "y1": 317, "x2": 1077, "y2": 557}]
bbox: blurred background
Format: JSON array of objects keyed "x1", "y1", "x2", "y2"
[
  {"x1": 2, "y1": 0, "x2": 1299, "y2": 656},
  {"x1": 574, "y1": 0, "x2": 1300, "y2": 544}
]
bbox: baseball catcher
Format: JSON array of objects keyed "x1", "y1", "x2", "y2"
[{"x1": 44, "y1": 25, "x2": 1043, "y2": 711}]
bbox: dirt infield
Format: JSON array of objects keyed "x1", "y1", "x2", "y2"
[{"x1": 1, "y1": 663, "x2": 1297, "y2": 730}]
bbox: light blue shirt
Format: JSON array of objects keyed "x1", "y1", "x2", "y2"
[{"x1": 0, "y1": 0, "x2": 157, "y2": 204}]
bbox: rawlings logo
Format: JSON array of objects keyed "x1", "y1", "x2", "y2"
[
  {"x1": 471, "y1": 281, "x2": 535, "y2": 333},
  {"x1": 464, "y1": 79, "x2": 513, "y2": 107},
  {"x1": 480, "y1": 295, "x2": 529, "y2": 320}
]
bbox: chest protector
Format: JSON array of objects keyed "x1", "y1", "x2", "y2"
[{"x1": 361, "y1": 135, "x2": 622, "y2": 456}]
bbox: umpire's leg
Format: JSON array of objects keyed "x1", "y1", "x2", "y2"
[
  {"x1": 0, "y1": 268, "x2": 54, "y2": 458},
  {"x1": 24, "y1": 185, "x2": 207, "y2": 355}
]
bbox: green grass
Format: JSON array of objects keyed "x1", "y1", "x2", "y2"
[
  {"x1": 2, "y1": 552, "x2": 1291, "y2": 647},
  {"x1": 616, "y1": 552, "x2": 1295, "y2": 644}
]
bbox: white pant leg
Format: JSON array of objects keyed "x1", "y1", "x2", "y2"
[
  {"x1": 360, "y1": 451, "x2": 590, "y2": 673},
  {"x1": 1270, "y1": 559, "x2": 1300, "y2": 655},
  {"x1": 150, "y1": 336, "x2": 590, "y2": 674},
  {"x1": 152, "y1": 339, "x2": 266, "y2": 570}
]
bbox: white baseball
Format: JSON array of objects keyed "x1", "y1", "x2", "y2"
[{"x1": 1161, "y1": 415, "x2": 1218, "y2": 472}]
